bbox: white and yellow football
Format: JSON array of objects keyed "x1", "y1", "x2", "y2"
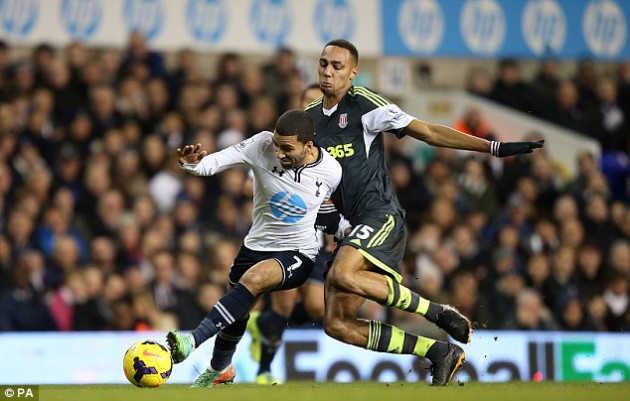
[{"x1": 123, "y1": 340, "x2": 173, "y2": 387}]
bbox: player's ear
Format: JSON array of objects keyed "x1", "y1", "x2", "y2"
[{"x1": 349, "y1": 66, "x2": 358, "y2": 81}]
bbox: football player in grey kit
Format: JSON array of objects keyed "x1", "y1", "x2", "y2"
[
  {"x1": 166, "y1": 109, "x2": 342, "y2": 387},
  {"x1": 305, "y1": 39, "x2": 544, "y2": 386}
]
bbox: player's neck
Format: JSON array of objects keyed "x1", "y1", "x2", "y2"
[
  {"x1": 301, "y1": 146, "x2": 319, "y2": 166},
  {"x1": 323, "y1": 86, "x2": 351, "y2": 109},
  {"x1": 322, "y1": 93, "x2": 343, "y2": 109}
]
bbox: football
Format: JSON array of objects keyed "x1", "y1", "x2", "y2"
[{"x1": 123, "y1": 340, "x2": 173, "y2": 387}]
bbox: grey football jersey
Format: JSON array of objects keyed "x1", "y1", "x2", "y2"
[{"x1": 306, "y1": 86, "x2": 414, "y2": 223}]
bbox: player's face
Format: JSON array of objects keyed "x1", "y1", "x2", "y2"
[
  {"x1": 318, "y1": 46, "x2": 358, "y2": 99},
  {"x1": 272, "y1": 132, "x2": 312, "y2": 169}
]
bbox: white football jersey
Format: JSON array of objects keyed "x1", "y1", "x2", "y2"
[{"x1": 181, "y1": 131, "x2": 342, "y2": 259}]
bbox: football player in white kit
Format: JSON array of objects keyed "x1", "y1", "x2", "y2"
[{"x1": 166, "y1": 109, "x2": 343, "y2": 388}]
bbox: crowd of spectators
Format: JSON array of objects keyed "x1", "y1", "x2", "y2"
[
  {"x1": 0, "y1": 35, "x2": 629, "y2": 337},
  {"x1": 465, "y1": 57, "x2": 630, "y2": 154}
]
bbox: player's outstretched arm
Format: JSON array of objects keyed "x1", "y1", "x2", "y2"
[
  {"x1": 403, "y1": 119, "x2": 544, "y2": 157},
  {"x1": 177, "y1": 143, "x2": 208, "y2": 166}
]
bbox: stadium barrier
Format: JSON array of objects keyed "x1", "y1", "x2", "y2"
[{"x1": 1, "y1": 330, "x2": 628, "y2": 384}]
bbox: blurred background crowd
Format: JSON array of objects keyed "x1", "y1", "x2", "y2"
[{"x1": 0, "y1": 33, "x2": 629, "y2": 338}]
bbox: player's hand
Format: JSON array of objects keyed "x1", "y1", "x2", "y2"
[
  {"x1": 490, "y1": 139, "x2": 544, "y2": 158},
  {"x1": 177, "y1": 143, "x2": 207, "y2": 165}
]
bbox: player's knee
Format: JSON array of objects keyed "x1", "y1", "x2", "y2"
[
  {"x1": 239, "y1": 271, "x2": 271, "y2": 295},
  {"x1": 327, "y1": 266, "x2": 358, "y2": 292}
]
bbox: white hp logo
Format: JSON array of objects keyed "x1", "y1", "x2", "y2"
[
  {"x1": 522, "y1": 0, "x2": 566, "y2": 55},
  {"x1": 398, "y1": 0, "x2": 444, "y2": 54},
  {"x1": 583, "y1": 0, "x2": 626, "y2": 58},
  {"x1": 460, "y1": 0, "x2": 506, "y2": 55}
]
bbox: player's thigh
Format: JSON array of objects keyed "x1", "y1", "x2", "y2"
[
  {"x1": 239, "y1": 258, "x2": 285, "y2": 293},
  {"x1": 228, "y1": 246, "x2": 313, "y2": 290}
]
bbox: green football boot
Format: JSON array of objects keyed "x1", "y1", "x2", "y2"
[{"x1": 166, "y1": 330, "x2": 194, "y2": 363}]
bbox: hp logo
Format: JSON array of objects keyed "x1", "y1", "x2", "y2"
[
  {"x1": 0, "y1": 0, "x2": 38, "y2": 37},
  {"x1": 123, "y1": 0, "x2": 164, "y2": 40},
  {"x1": 522, "y1": 0, "x2": 566, "y2": 56},
  {"x1": 583, "y1": 0, "x2": 626, "y2": 58},
  {"x1": 270, "y1": 191, "x2": 307, "y2": 223},
  {"x1": 186, "y1": 0, "x2": 227, "y2": 43},
  {"x1": 61, "y1": 0, "x2": 102, "y2": 41},
  {"x1": 314, "y1": 0, "x2": 355, "y2": 43},
  {"x1": 250, "y1": 0, "x2": 292, "y2": 47},
  {"x1": 460, "y1": 0, "x2": 506, "y2": 56},
  {"x1": 398, "y1": 0, "x2": 444, "y2": 54}
]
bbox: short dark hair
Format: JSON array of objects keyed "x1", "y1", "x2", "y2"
[
  {"x1": 325, "y1": 39, "x2": 358, "y2": 64},
  {"x1": 275, "y1": 109, "x2": 315, "y2": 144}
]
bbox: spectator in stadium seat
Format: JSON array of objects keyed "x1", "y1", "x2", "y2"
[
  {"x1": 602, "y1": 270, "x2": 630, "y2": 331},
  {"x1": 558, "y1": 218, "x2": 585, "y2": 251},
  {"x1": 72, "y1": 266, "x2": 108, "y2": 331},
  {"x1": 453, "y1": 107, "x2": 496, "y2": 140},
  {"x1": 120, "y1": 31, "x2": 167, "y2": 80},
  {"x1": 528, "y1": 58, "x2": 561, "y2": 117},
  {"x1": 464, "y1": 67, "x2": 493, "y2": 99},
  {"x1": 89, "y1": 85, "x2": 122, "y2": 138},
  {"x1": 490, "y1": 58, "x2": 534, "y2": 114},
  {"x1": 149, "y1": 250, "x2": 197, "y2": 321},
  {"x1": 607, "y1": 239, "x2": 630, "y2": 276},
  {"x1": 557, "y1": 291, "x2": 597, "y2": 331},
  {"x1": 564, "y1": 152, "x2": 598, "y2": 202},
  {"x1": 591, "y1": 76, "x2": 628, "y2": 152},
  {"x1": 525, "y1": 253, "x2": 551, "y2": 293},
  {"x1": 573, "y1": 57, "x2": 598, "y2": 110},
  {"x1": 542, "y1": 246, "x2": 578, "y2": 315},
  {"x1": 457, "y1": 156, "x2": 500, "y2": 216},
  {"x1": 212, "y1": 52, "x2": 243, "y2": 90},
  {"x1": 168, "y1": 48, "x2": 201, "y2": 103},
  {"x1": 549, "y1": 80, "x2": 593, "y2": 135},
  {"x1": 575, "y1": 242, "x2": 605, "y2": 300},
  {"x1": 530, "y1": 154, "x2": 562, "y2": 217},
  {"x1": 262, "y1": 47, "x2": 299, "y2": 101},
  {"x1": 586, "y1": 295, "x2": 610, "y2": 331},
  {"x1": 238, "y1": 66, "x2": 265, "y2": 109},
  {"x1": 582, "y1": 193, "x2": 617, "y2": 251},
  {"x1": 489, "y1": 266, "x2": 526, "y2": 329},
  {"x1": 0, "y1": 265, "x2": 57, "y2": 331},
  {"x1": 509, "y1": 288, "x2": 559, "y2": 331}
]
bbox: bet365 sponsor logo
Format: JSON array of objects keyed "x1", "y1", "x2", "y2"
[{"x1": 0, "y1": 386, "x2": 38, "y2": 400}]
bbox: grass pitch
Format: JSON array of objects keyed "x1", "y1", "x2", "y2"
[{"x1": 36, "y1": 382, "x2": 630, "y2": 401}]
